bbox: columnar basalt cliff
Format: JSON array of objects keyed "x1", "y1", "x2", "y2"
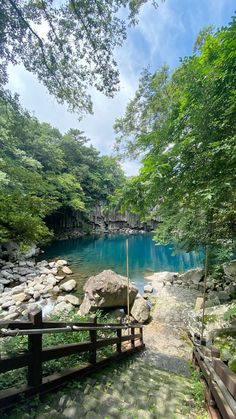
[{"x1": 46, "y1": 204, "x2": 160, "y2": 239}]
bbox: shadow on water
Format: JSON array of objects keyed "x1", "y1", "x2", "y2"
[{"x1": 40, "y1": 233, "x2": 203, "y2": 293}]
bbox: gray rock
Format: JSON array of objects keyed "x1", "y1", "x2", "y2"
[
  {"x1": 0, "y1": 278, "x2": 12, "y2": 285},
  {"x1": 39, "y1": 267, "x2": 52, "y2": 275},
  {"x1": 19, "y1": 261, "x2": 27, "y2": 267},
  {"x1": 131, "y1": 295, "x2": 150, "y2": 323},
  {"x1": 60, "y1": 279, "x2": 76, "y2": 292},
  {"x1": 26, "y1": 261, "x2": 35, "y2": 267},
  {"x1": 49, "y1": 261, "x2": 56, "y2": 268},
  {"x1": 79, "y1": 270, "x2": 138, "y2": 315},
  {"x1": 1, "y1": 270, "x2": 13, "y2": 279},
  {"x1": 229, "y1": 284, "x2": 236, "y2": 299},
  {"x1": 223, "y1": 260, "x2": 236, "y2": 280},
  {"x1": 45, "y1": 275, "x2": 57, "y2": 286},
  {"x1": 179, "y1": 268, "x2": 204, "y2": 285},
  {"x1": 144, "y1": 285, "x2": 153, "y2": 293},
  {"x1": 145, "y1": 271, "x2": 178, "y2": 284},
  {"x1": 53, "y1": 301, "x2": 73, "y2": 313},
  {"x1": 64, "y1": 294, "x2": 80, "y2": 306},
  {"x1": 12, "y1": 292, "x2": 30, "y2": 303},
  {"x1": 37, "y1": 260, "x2": 49, "y2": 268},
  {"x1": 218, "y1": 291, "x2": 230, "y2": 303},
  {"x1": 55, "y1": 259, "x2": 68, "y2": 267},
  {"x1": 3, "y1": 312, "x2": 19, "y2": 320},
  {"x1": 2, "y1": 299, "x2": 15, "y2": 309},
  {"x1": 61, "y1": 266, "x2": 73, "y2": 275},
  {"x1": 11, "y1": 285, "x2": 25, "y2": 294},
  {"x1": 33, "y1": 292, "x2": 40, "y2": 301}
]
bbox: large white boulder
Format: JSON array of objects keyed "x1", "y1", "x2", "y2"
[
  {"x1": 131, "y1": 295, "x2": 150, "y2": 323},
  {"x1": 79, "y1": 270, "x2": 138, "y2": 315}
]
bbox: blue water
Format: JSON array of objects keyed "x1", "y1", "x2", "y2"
[{"x1": 41, "y1": 233, "x2": 203, "y2": 294}]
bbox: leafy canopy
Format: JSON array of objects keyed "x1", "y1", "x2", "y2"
[
  {"x1": 114, "y1": 17, "x2": 236, "y2": 253},
  {"x1": 0, "y1": 91, "x2": 125, "y2": 245},
  {"x1": 0, "y1": 0, "x2": 157, "y2": 115}
]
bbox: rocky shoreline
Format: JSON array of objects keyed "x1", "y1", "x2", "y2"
[
  {"x1": 0, "y1": 258, "x2": 79, "y2": 321},
  {"x1": 145, "y1": 263, "x2": 236, "y2": 307}
]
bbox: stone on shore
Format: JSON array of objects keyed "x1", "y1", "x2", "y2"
[
  {"x1": 60, "y1": 279, "x2": 76, "y2": 292},
  {"x1": 131, "y1": 295, "x2": 150, "y2": 323},
  {"x1": 53, "y1": 301, "x2": 74, "y2": 313},
  {"x1": 146, "y1": 271, "x2": 179, "y2": 284},
  {"x1": 12, "y1": 292, "x2": 30, "y2": 303},
  {"x1": 179, "y1": 268, "x2": 204, "y2": 285},
  {"x1": 56, "y1": 260, "x2": 68, "y2": 267},
  {"x1": 64, "y1": 294, "x2": 80, "y2": 306},
  {"x1": 62, "y1": 266, "x2": 73, "y2": 275},
  {"x1": 79, "y1": 270, "x2": 138, "y2": 315},
  {"x1": 144, "y1": 285, "x2": 153, "y2": 293}
]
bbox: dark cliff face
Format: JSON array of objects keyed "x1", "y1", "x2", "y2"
[
  {"x1": 45, "y1": 205, "x2": 160, "y2": 239},
  {"x1": 89, "y1": 205, "x2": 160, "y2": 233}
]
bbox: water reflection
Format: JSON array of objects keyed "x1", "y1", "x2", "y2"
[{"x1": 40, "y1": 234, "x2": 203, "y2": 292}]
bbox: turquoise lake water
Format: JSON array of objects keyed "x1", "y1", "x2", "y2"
[{"x1": 41, "y1": 233, "x2": 203, "y2": 294}]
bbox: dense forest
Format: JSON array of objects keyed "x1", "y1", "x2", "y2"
[
  {"x1": 114, "y1": 16, "x2": 236, "y2": 262},
  {"x1": 0, "y1": 0, "x2": 156, "y2": 248},
  {"x1": 0, "y1": 92, "x2": 125, "y2": 245}
]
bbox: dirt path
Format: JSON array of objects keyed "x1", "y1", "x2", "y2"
[{"x1": 143, "y1": 275, "x2": 200, "y2": 375}]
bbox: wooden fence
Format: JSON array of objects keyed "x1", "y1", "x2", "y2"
[
  {"x1": 192, "y1": 336, "x2": 236, "y2": 419},
  {"x1": 0, "y1": 309, "x2": 145, "y2": 410}
]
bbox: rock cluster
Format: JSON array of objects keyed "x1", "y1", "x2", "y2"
[
  {"x1": 148, "y1": 264, "x2": 236, "y2": 307},
  {"x1": 0, "y1": 259, "x2": 76, "y2": 320}
]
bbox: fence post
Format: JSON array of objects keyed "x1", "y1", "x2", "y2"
[
  {"x1": 117, "y1": 319, "x2": 122, "y2": 354},
  {"x1": 27, "y1": 309, "x2": 43, "y2": 387},
  {"x1": 131, "y1": 326, "x2": 135, "y2": 349},
  {"x1": 89, "y1": 315, "x2": 97, "y2": 365},
  {"x1": 140, "y1": 326, "x2": 143, "y2": 345},
  {"x1": 211, "y1": 347, "x2": 220, "y2": 358}
]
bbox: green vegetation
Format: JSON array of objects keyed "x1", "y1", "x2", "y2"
[
  {"x1": 114, "y1": 17, "x2": 236, "y2": 264},
  {"x1": 224, "y1": 303, "x2": 236, "y2": 321},
  {"x1": 0, "y1": 310, "x2": 117, "y2": 391},
  {"x1": 0, "y1": 0, "x2": 157, "y2": 115},
  {"x1": 0, "y1": 92, "x2": 125, "y2": 246}
]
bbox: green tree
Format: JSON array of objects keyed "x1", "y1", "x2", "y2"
[
  {"x1": 0, "y1": 92, "x2": 125, "y2": 245},
  {"x1": 0, "y1": 0, "x2": 157, "y2": 114},
  {"x1": 114, "y1": 17, "x2": 236, "y2": 258}
]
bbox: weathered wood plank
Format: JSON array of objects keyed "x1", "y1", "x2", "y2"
[
  {"x1": 0, "y1": 353, "x2": 32, "y2": 374},
  {"x1": 213, "y1": 358, "x2": 236, "y2": 400},
  {"x1": 209, "y1": 379, "x2": 236, "y2": 419}
]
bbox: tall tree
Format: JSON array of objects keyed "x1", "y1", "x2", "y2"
[{"x1": 114, "y1": 17, "x2": 236, "y2": 257}]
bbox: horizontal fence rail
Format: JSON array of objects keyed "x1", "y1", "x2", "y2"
[
  {"x1": 0, "y1": 309, "x2": 145, "y2": 410},
  {"x1": 192, "y1": 335, "x2": 236, "y2": 419}
]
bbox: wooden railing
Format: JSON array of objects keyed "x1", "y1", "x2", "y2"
[
  {"x1": 0, "y1": 309, "x2": 145, "y2": 410},
  {"x1": 192, "y1": 335, "x2": 236, "y2": 419}
]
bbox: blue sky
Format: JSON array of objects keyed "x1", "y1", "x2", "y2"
[{"x1": 8, "y1": 0, "x2": 235, "y2": 175}]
